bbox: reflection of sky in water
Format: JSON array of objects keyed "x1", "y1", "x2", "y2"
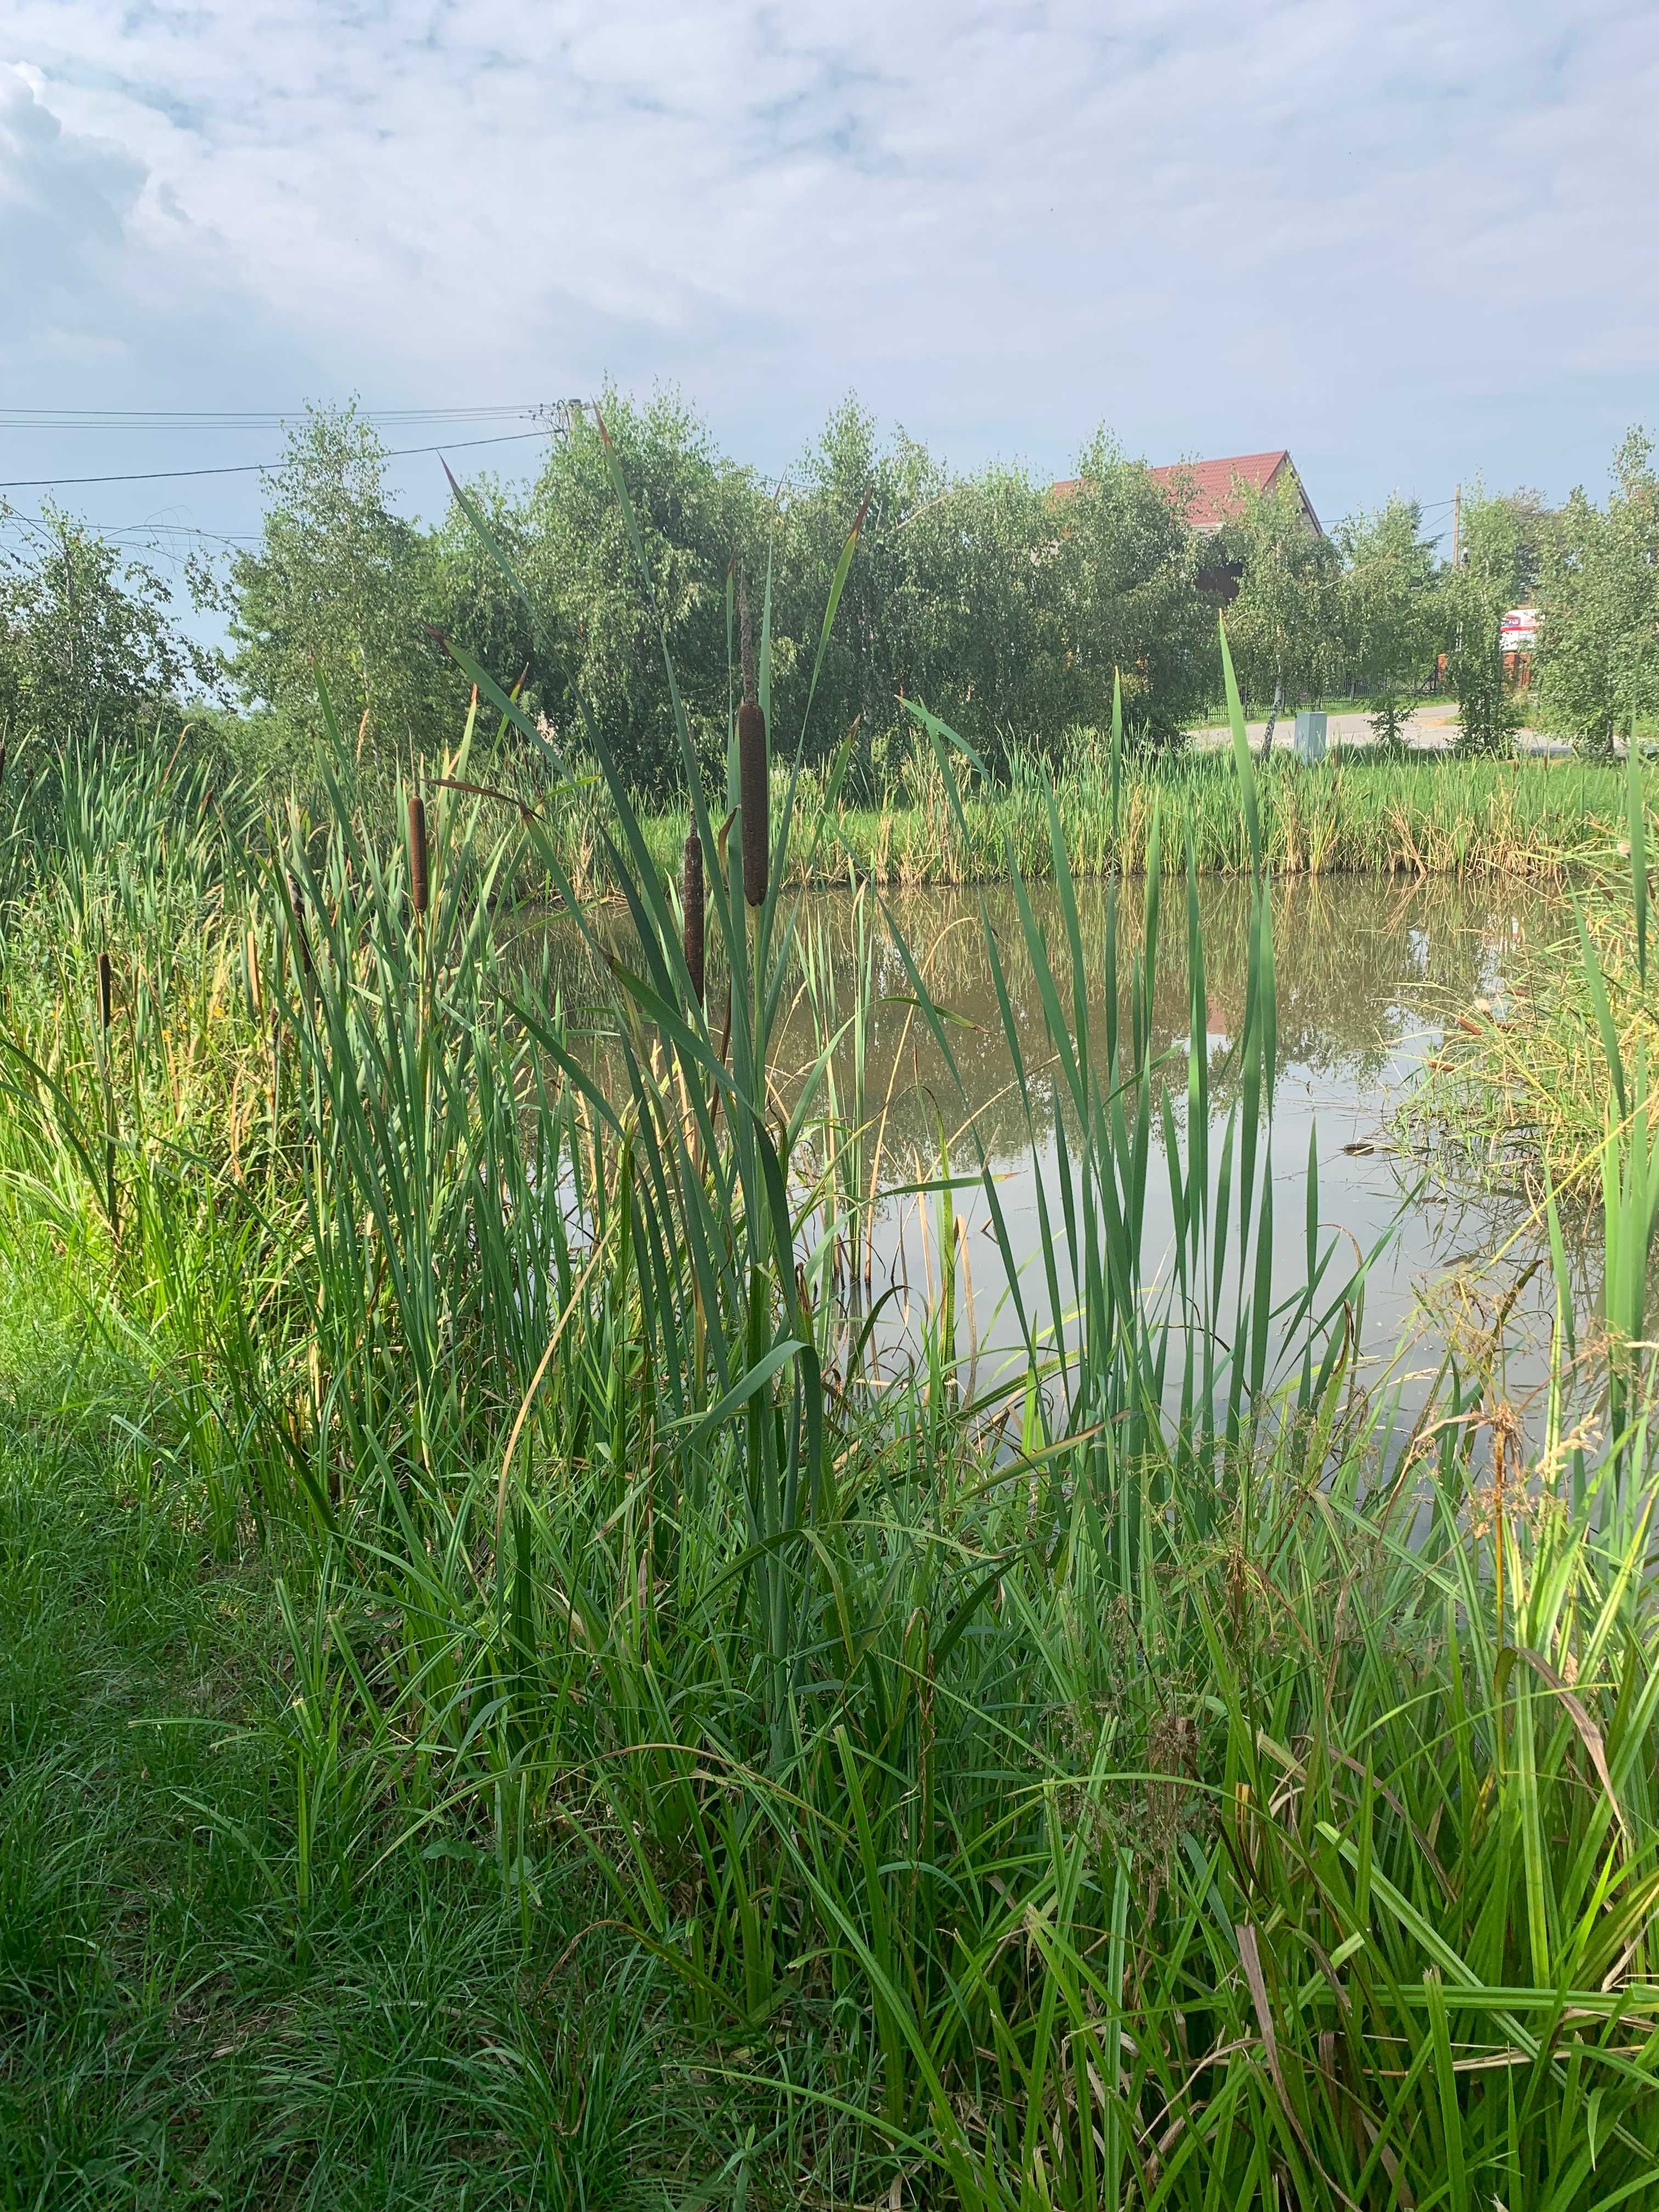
[
  {"x1": 773, "y1": 877, "x2": 1568, "y2": 1423},
  {"x1": 552, "y1": 875, "x2": 1576, "y2": 1427}
]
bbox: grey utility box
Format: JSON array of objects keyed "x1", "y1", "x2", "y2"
[{"x1": 1293, "y1": 710, "x2": 1328, "y2": 764}]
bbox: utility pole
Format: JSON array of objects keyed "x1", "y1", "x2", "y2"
[{"x1": 1452, "y1": 483, "x2": 1462, "y2": 569}]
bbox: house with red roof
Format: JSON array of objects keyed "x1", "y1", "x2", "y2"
[
  {"x1": 1144, "y1": 449, "x2": 1322, "y2": 537},
  {"x1": 1053, "y1": 448, "x2": 1323, "y2": 537},
  {"x1": 1049, "y1": 448, "x2": 1322, "y2": 605}
]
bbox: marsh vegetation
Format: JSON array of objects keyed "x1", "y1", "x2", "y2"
[{"x1": 7, "y1": 430, "x2": 1659, "y2": 2211}]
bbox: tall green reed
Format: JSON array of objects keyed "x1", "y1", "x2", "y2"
[
  {"x1": 524, "y1": 747, "x2": 1655, "y2": 895},
  {"x1": 9, "y1": 495, "x2": 1659, "y2": 2204},
  {"x1": 238, "y1": 479, "x2": 1659, "y2": 2200}
]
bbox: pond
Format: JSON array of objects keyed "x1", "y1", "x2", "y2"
[
  {"x1": 557, "y1": 872, "x2": 1574, "y2": 1421},
  {"x1": 771, "y1": 875, "x2": 1567, "y2": 1417}
]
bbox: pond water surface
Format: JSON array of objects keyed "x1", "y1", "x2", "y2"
[
  {"x1": 765, "y1": 875, "x2": 1571, "y2": 1417},
  {"x1": 562, "y1": 873, "x2": 1576, "y2": 1420}
]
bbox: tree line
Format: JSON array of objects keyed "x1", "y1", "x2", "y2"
[{"x1": 3, "y1": 396, "x2": 1656, "y2": 788}]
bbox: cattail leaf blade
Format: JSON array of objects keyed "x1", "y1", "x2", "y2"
[{"x1": 739, "y1": 704, "x2": 768, "y2": 907}]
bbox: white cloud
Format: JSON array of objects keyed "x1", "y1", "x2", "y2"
[
  {"x1": 1, "y1": 2, "x2": 1655, "y2": 529},
  {"x1": 0, "y1": 66, "x2": 145, "y2": 326},
  {"x1": 0, "y1": 58, "x2": 324, "y2": 404}
]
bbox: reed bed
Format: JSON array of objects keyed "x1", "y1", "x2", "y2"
[
  {"x1": 545, "y1": 747, "x2": 1651, "y2": 896},
  {"x1": 1417, "y1": 754, "x2": 1659, "y2": 1200},
  {"x1": 5, "y1": 506, "x2": 1659, "y2": 2207}
]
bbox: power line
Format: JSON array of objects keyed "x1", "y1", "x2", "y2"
[
  {"x1": 0, "y1": 426, "x2": 555, "y2": 492},
  {"x1": 0, "y1": 404, "x2": 539, "y2": 430}
]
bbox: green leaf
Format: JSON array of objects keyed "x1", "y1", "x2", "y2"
[
  {"x1": 1220, "y1": 618, "x2": 1262, "y2": 877},
  {"x1": 1574, "y1": 897, "x2": 1628, "y2": 1121},
  {"x1": 1628, "y1": 734, "x2": 1647, "y2": 990}
]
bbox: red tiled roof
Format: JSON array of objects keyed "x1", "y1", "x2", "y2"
[
  {"x1": 1147, "y1": 451, "x2": 1292, "y2": 531},
  {"x1": 1052, "y1": 449, "x2": 1322, "y2": 535}
]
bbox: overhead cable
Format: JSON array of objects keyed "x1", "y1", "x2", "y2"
[
  {"x1": 0, "y1": 405, "x2": 538, "y2": 429},
  {"x1": 0, "y1": 426, "x2": 554, "y2": 492}
]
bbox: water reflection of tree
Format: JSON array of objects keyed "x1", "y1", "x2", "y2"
[
  {"x1": 520, "y1": 876, "x2": 1560, "y2": 1166},
  {"x1": 778, "y1": 877, "x2": 1558, "y2": 1158}
]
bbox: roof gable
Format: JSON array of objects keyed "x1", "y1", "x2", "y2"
[
  {"x1": 1052, "y1": 449, "x2": 1322, "y2": 535},
  {"x1": 1148, "y1": 451, "x2": 1289, "y2": 531}
]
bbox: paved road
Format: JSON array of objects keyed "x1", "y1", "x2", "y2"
[{"x1": 1182, "y1": 706, "x2": 1564, "y2": 753}]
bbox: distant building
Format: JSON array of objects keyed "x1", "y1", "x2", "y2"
[
  {"x1": 1050, "y1": 447, "x2": 1323, "y2": 603},
  {"x1": 1144, "y1": 450, "x2": 1323, "y2": 537},
  {"x1": 1500, "y1": 606, "x2": 1539, "y2": 690}
]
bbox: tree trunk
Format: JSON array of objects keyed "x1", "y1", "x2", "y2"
[{"x1": 1259, "y1": 678, "x2": 1283, "y2": 758}]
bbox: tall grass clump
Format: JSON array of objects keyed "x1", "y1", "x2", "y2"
[
  {"x1": 1421, "y1": 749, "x2": 1659, "y2": 1212},
  {"x1": 535, "y1": 746, "x2": 1655, "y2": 894},
  {"x1": 6, "y1": 467, "x2": 1659, "y2": 2205}
]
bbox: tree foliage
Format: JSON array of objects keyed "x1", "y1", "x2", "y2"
[
  {"x1": 1537, "y1": 429, "x2": 1659, "y2": 749},
  {"x1": 1335, "y1": 496, "x2": 1441, "y2": 743},
  {"x1": 513, "y1": 391, "x2": 760, "y2": 794},
  {"x1": 1021, "y1": 428, "x2": 1210, "y2": 748},
  {"x1": 57, "y1": 396, "x2": 1659, "y2": 787},
  {"x1": 202, "y1": 391, "x2": 1217, "y2": 798},
  {"x1": 768, "y1": 398, "x2": 945, "y2": 782},
  {"x1": 1215, "y1": 479, "x2": 1342, "y2": 733},
  {"x1": 0, "y1": 503, "x2": 219, "y2": 744},
  {"x1": 1443, "y1": 486, "x2": 1541, "y2": 752},
  {"x1": 211, "y1": 404, "x2": 466, "y2": 768},
  {"x1": 771, "y1": 418, "x2": 1208, "y2": 776},
  {"x1": 475, "y1": 394, "x2": 1210, "y2": 794}
]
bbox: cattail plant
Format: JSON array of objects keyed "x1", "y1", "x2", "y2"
[
  {"x1": 407, "y1": 793, "x2": 429, "y2": 918},
  {"x1": 681, "y1": 828, "x2": 705, "y2": 1007},
  {"x1": 98, "y1": 949, "x2": 113, "y2": 1031},
  {"x1": 287, "y1": 868, "x2": 316, "y2": 981},
  {"x1": 737, "y1": 572, "x2": 768, "y2": 908}
]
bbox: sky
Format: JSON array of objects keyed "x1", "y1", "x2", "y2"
[{"x1": 1, "y1": 0, "x2": 1655, "y2": 594}]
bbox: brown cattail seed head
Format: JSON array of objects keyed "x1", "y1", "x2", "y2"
[
  {"x1": 287, "y1": 870, "x2": 315, "y2": 978},
  {"x1": 681, "y1": 830, "x2": 705, "y2": 1007},
  {"x1": 738, "y1": 703, "x2": 768, "y2": 907},
  {"x1": 98, "y1": 950, "x2": 113, "y2": 1030},
  {"x1": 407, "y1": 794, "x2": 429, "y2": 917}
]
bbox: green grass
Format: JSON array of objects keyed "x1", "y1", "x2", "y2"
[
  {"x1": 0, "y1": 1249, "x2": 686, "y2": 2209},
  {"x1": 1414, "y1": 788, "x2": 1659, "y2": 1198},
  {"x1": 525, "y1": 744, "x2": 1652, "y2": 896},
  {"x1": 7, "y1": 531, "x2": 1659, "y2": 2208}
]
